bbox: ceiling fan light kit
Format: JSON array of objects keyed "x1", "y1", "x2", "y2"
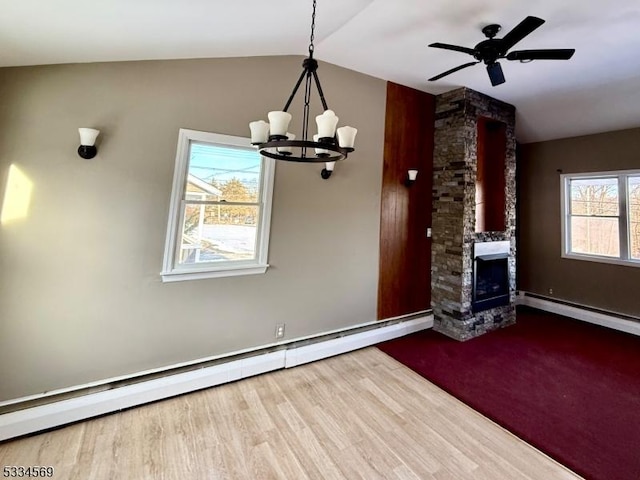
[{"x1": 428, "y1": 16, "x2": 575, "y2": 86}]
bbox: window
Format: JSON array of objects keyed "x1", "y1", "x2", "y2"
[
  {"x1": 561, "y1": 170, "x2": 640, "y2": 267},
  {"x1": 161, "y1": 129, "x2": 275, "y2": 282}
]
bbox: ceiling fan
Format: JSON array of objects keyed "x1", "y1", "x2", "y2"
[{"x1": 428, "y1": 16, "x2": 575, "y2": 86}]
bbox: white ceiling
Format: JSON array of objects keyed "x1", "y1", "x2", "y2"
[{"x1": 1, "y1": 0, "x2": 640, "y2": 143}]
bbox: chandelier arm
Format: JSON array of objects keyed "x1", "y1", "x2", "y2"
[
  {"x1": 311, "y1": 70, "x2": 329, "y2": 111},
  {"x1": 283, "y1": 68, "x2": 309, "y2": 112},
  {"x1": 301, "y1": 70, "x2": 314, "y2": 148}
]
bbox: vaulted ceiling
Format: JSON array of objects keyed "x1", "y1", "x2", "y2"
[{"x1": 2, "y1": 0, "x2": 639, "y2": 143}]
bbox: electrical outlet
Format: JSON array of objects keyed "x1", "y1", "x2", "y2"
[
  {"x1": 548, "y1": 288, "x2": 554, "y2": 295},
  {"x1": 275, "y1": 323, "x2": 285, "y2": 339}
]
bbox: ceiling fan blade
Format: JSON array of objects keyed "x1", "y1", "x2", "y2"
[
  {"x1": 486, "y1": 62, "x2": 505, "y2": 86},
  {"x1": 428, "y1": 42, "x2": 476, "y2": 56},
  {"x1": 500, "y1": 16, "x2": 545, "y2": 51},
  {"x1": 428, "y1": 61, "x2": 479, "y2": 81},
  {"x1": 506, "y1": 49, "x2": 575, "y2": 61}
]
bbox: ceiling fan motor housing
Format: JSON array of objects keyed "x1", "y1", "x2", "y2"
[{"x1": 474, "y1": 39, "x2": 503, "y2": 64}]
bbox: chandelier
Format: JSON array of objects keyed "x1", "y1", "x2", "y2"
[{"x1": 249, "y1": 0, "x2": 357, "y2": 165}]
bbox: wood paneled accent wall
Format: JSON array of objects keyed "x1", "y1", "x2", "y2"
[{"x1": 377, "y1": 82, "x2": 435, "y2": 319}]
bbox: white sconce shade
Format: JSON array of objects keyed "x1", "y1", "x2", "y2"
[
  {"x1": 267, "y1": 111, "x2": 292, "y2": 136},
  {"x1": 77, "y1": 128, "x2": 100, "y2": 159},
  {"x1": 279, "y1": 132, "x2": 296, "y2": 154},
  {"x1": 78, "y1": 128, "x2": 99, "y2": 146},
  {"x1": 325, "y1": 161, "x2": 336, "y2": 172},
  {"x1": 313, "y1": 134, "x2": 329, "y2": 156},
  {"x1": 337, "y1": 126, "x2": 357, "y2": 149},
  {"x1": 316, "y1": 109, "x2": 339, "y2": 138},
  {"x1": 405, "y1": 169, "x2": 419, "y2": 186},
  {"x1": 249, "y1": 120, "x2": 270, "y2": 143}
]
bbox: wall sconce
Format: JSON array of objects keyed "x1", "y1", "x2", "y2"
[
  {"x1": 321, "y1": 161, "x2": 336, "y2": 180},
  {"x1": 405, "y1": 169, "x2": 418, "y2": 186},
  {"x1": 78, "y1": 128, "x2": 100, "y2": 159}
]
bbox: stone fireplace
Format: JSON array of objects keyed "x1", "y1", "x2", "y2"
[{"x1": 431, "y1": 88, "x2": 516, "y2": 341}]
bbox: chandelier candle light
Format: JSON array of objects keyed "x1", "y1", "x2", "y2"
[{"x1": 249, "y1": 0, "x2": 357, "y2": 164}]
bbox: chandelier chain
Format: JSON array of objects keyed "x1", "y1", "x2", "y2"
[{"x1": 308, "y1": 0, "x2": 317, "y2": 55}]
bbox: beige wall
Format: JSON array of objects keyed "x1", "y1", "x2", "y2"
[
  {"x1": 518, "y1": 127, "x2": 640, "y2": 316},
  {"x1": 0, "y1": 56, "x2": 386, "y2": 401}
]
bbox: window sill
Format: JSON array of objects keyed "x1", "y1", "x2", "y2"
[
  {"x1": 562, "y1": 252, "x2": 640, "y2": 268},
  {"x1": 161, "y1": 264, "x2": 269, "y2": 282}
]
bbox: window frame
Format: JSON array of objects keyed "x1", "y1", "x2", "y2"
[
  {"x1": 561, "y1": 169, "x2": 640, "y2": 268},
  {"x1": 161, "y1": 129, "x2": 275, "y2": 282}
]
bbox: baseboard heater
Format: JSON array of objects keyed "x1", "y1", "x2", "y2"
[
  {"x1": 0, "y1": 312, "x2": 433, "y2": 442},
  {"x1": 517, "y1": 291, "x2": 640, "y2": 337}
]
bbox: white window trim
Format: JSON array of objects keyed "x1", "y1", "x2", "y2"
[
  {"x1": 560, "y1": 169, "x2": 640, "y2": 268},
  {"x1": 161, "y1": 129, "x2": 275, "y2": 282}
]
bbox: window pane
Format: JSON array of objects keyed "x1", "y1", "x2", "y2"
[
  {"x1": 179, "y1": 204, "x2": 259, "y2": 265},
  {"x1": 629, "y1": 176, "x2": 640, "y2": 260},
  {"x1": 570, "y1": 178, "x2": 618, "y2": 216},
  {"x1": 188, "y1": 142, "x2": 260, "y2": 203},
  {"x1": 570, "y1": 217, "x2": 619, "y2": 257}
]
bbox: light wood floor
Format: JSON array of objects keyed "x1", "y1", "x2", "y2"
[{"x1": 0, "y1": 347, "x2": 581, "y2": 479}]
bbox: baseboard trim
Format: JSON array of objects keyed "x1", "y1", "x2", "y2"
[
  {"x1": 516, "y1": 291, "x2": 640, "y2": 337},
  {"x1": 285, "y1": 316, "x2": 432, "y2": 368},
  {"x1": 0, "y1": 313, "x2": 432, "y2": 442}
]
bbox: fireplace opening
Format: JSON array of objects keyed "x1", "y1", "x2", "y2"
[{"x1": 473, "y1": 253, "x2": 509, "y2": 312}]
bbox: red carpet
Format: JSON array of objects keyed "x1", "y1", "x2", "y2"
[{"x1": 377, "y1": 307, "x2": 640, "y2": 480}]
